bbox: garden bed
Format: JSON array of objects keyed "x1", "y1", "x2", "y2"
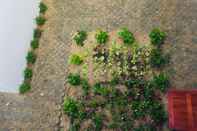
[{"x1": 64, "y1": 28, "x2": 170, "y2": 130}]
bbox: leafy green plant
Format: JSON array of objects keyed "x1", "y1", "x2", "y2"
[
  {"x1": 39, "y1": 2, "x2": 48, "y2": 14},
  {"x1": 93, "y1": 114, "x2": 103, "y2": 131},
  {"x1": 93, "y1": 83, "x2": 109, "y2": 96},
  {"x1": 73, "y1": 31, "x2": 87, "y2": 46},
  {"x1": 67, "y1": 73, "x2": 81, "y2": 86},
  {"x1": 69, "y1": 54, "x2": 83, "y2": 65},
  {"x1": 36, "y1": 16, "x2": 46, "y2": 26},
  {"x1": 150, "y1": 49, "x2": 167, "y2": 68},
  {"x1": 118, "y1": 28, "x2": 135, "y2": 45},
  {"x1": 31, "y1": 39, "x2": 39, "y2": 49},
  {"x1": 19, "y1": 83, "x2": 31, "y2": 94},
  {"x1": 131, "y1": 100, "x2": 147, "y2": 118},
  {"x1": 26, "y1": 51, "x2": 37, "y2": 64},
  {"x1": 152, "y1": 73, "x2": 169, "y2": 92},
  {"x1": 24, "y1": 68, "x2": 33, "y2": 79},
  {"x1": 95, "y1": 30, "x2": 108, "y2": 44},
  {"x1": 149, "y1": 28, "x2": 166, "y2": 46},
  {"x1": 63, "y1": 98, "x2": 80, "y2": 118},
  {"x1": 33, "y1": 29, "x2": 42, "y2": 39},
  {"x1": 81, "y1": 79, "x2": 90, "y2": 95}
]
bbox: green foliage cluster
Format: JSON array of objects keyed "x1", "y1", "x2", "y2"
[
  {"x1": 19, "y1": 83, "x2": 31, "y2": 94},
  {"x1": 95, "y1": 30, "x2": 108, "y2": 44},
  {"x1": 24, "y1": 68, "x2": 33, "y2": 80},
  {"x1": 93, "y1": 83, "x2": 110, "y2": 96},
  {"x1": 150, "y1": 49, "x2": 168, "y2": 68},
  {"x1": 93, "y1": 114, "x2": 103, "y2": 131},
  {"x1": 69, "y1": 54, "x2": 83, "y2": 65},
  {"x1": 152, "y1": 73, "x2": 169, "y2": 92},
  {"x1": 63, "y1": 98, "x2": 80, "y2": 118},
  {"x1": 39, "y1": 2, "x2": 48, "y2": 14},
  {"x1": 149, "y1": 28, "x2": 166, "y2": 46},
  {"x1": 33, "y1": 29, "x2": 42, "y2": 39},
  {"x1": 73, "y1": 31, "x2": 87, "y2": 46},
  {"x1": 36, "y1": 16, "x2": 46, "y2": 26},
  {"x1": 133, "y1": 124, "x2": 156, "y2": 131},
  {"x1": 118, "y1": 28, "x2": 135, "y2": 45},
  {"x1": 26, "y1": 51, "x2": 37, "y2": 64},
  {"x1": 67, "y1": 73, "x2": 81, "y2": 86},
  {"x1": 31, "y1": 39, "x2": 39, "y2": 49}
]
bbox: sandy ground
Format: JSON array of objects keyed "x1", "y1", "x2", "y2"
[{"x1": 0, "y1": 0, "x2": 196, "y2": 130}]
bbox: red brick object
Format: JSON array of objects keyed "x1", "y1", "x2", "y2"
[{"x1": 168, "y1": 90, "x2": 197, "y2": 131}]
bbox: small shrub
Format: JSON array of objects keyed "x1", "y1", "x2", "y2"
[
  {"x1": 152, "y1": 73, "x2": 169, "y2": 92},
  {"x1": 63, "y1": 98, "x2": 80, "y2": 118},
  {"x1": 39, "y1": 2, "x2": 48, "y2": 14},
  {"x1": 67, "y1": 73, "x2": 81, "y2": 86},
  {"x1": 31, "y1": 39, "x2": 39, "y2": 49},
  {"x1": 19, "y1": 83, "x2": 31, "y2": 94},
  {"x1": 118, "y1": 28, "x2": 135, "y2": 45},
  {"x1": 69, "y1": 54, "x2": 83, "y2": 65},
  {"x1": 73, "y1": 31, "x2": 87, "y2": 46},
  {"x1": 131, "y1": 101, "x2": 147, "y2": 118},
  {"x1": 36, "y1": 16, "x2": 46, "y2": 26},
  {"x1": 24, "y1": 68, "x2": 33, "y2": 79},
  {"x1": 150, "y1": 49, "x2": 167, "y2": 68},
  {"x1": 93, "y1": 114, "x2": 103, "y2": 131},
  {"x1": 95, "y1": 30, "x2": 108, "y2": 44},
  {"x1": 33, "y1": 29, "x2": 42, "y2": 39},
  {"x1": 81, "y1": 79, "x2": 90, "y2": 95},
  {"x1": 26, "y1": 51, "x2": 37, "y2": 64},
  {"x1": 149, "y1": 28, "x2": 166, "y2": 46},
  {"x1": 93, "y1": 83, "x2": 109, "y2": 96}
]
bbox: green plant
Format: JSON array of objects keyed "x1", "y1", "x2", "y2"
[
  {"x1": 133, "y1": 124, "x2": 156, "y2": 131},
  {"x1": 36, "y1": 16, "x2": 46, "y2": 26},
  {"x1": 39, "y1": 2, "x2": 48, "y2": 14},
  {"x1": 93, "y1": 83, "x2": 109, "y2": 96},
  {"x1": 33, "y1": 29, "x2": 42, "y2": 39},
  {"x1": 131, "y1": 100, "x2": 147, "y2": 118},
  {"x1": 26, "y1": 51, "x2": 37, "y2": 64},
  {"x1": 95, "y1": 30, "x2": 108, "y2": 44},
  {"x1": 19, "y1": 83, "x2": 31, "y2": 94},
  {"x1": 149, "y1": 28, "x2": 166, "y2": 46},
  {"x1": 24, "y1": 68, "x2": 33, "y2": 79},
  {"x1": 63, "y1": 98, "x2": 80, "y2": 118},
  {"x1": 152, "y1": 73, "x2": 169, "y2": 92},
  {"x1": 81, "y1": 79, "x2": 90, "y2": 95},
  {"x1": 73, "y1": 31, "x2": 87, "y2": 46},
  {"x1": 67, "y1": 73, "x2": 81, "y2": 86},
  {"x1": 69, "y1": 54, "x2": 83, "y2": 65},
  {"x1": 31, "y1": 39, "x2": 39, "y2": 49},
  {"x1": 93, "y1": 114, "x2": 103, "y2": 131},
  {"x1": 150, "y1": 49, "x2": 167, "y2": 68},
  {"x1": 118, "y1": 28, "x2": 135, "y2": 45}
]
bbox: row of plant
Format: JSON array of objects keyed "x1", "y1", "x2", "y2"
[
  {"x1": 64, "y1": 28, "x2": 170, "y2": 130},
  {"x1": 19, "y1": 2, "x2": 48, "y2": 94}
]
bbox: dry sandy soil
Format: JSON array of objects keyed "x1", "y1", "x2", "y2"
[{"x1": 0, "y1": 0, "x2": 197, "y2": 130}]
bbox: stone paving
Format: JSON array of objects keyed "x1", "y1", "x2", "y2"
[{"x1": 0, "y1": 0, "x2": 197, "y2": 130}]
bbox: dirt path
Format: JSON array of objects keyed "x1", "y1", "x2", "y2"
[{"x1": 0, "y1": 0, "x2": 196, "y2": 130}]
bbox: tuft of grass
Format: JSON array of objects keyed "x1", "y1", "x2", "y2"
[
  {"x1": 36, "y1": 16, "x2": 46, "y2": 26},
  {"x1": 69, "y1": 54, "x2": 83, "y2": 65},
  {"x1": 152, "y1": 73, "x2": 169, "y2": 92},
  {"x1": 63, "y1": 98, "x2": 80, "y2": 118},
  {"x1": 19, "y1": 83, "x2": 31, "y2": 94},
  {"x1": 150, "y1": 49, "x2": 168, "y2": 68},
  {"x1": 31, "y1": 39, "x2": 39, "y2": 49},
  {"x1": 73, "y1": 31, "x2": 87, "y2": 46},
  {"x1": 95, "y1": 30, "x2": 108, "y2": 44},
  {"x1": 26, "y1": 51, "x2": 37, "y2": 64},
  {"x1": 149, "y1": 28, "x2": 166, "y2": 46},
  {"x1": 118, "y1": 28, "x2": 135, "y2": 45},
  {"x1": 33, "y1": 29, "x2": 42, "y2": 39},
  {"x1": 39, "y1": 2, "x2": 48, "y2": 14},
  {"x1": 24, "y1": 68, "x2": 33, "y2": 80},
  {"x1": 67, "y1": 73, "x2": 81, "y2": 86},
  {"x1": 93, "y1": 83, "x2": 109, "y2": 96},
  {"x1": 93, "y1": 114, "x2": 103, "y2": 131}
]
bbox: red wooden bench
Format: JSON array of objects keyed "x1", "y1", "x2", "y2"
[{"x1": 168, "y1": 90, "x2": 197, "y2": 131}]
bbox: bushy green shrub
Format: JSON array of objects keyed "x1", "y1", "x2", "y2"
[
  {"x1": 31, "y1": 39, "x2": 39, "y2": 49},
  {"x1": 19, "y1": 83, "x2": 31, "y2": 94},
  {"x1": 95, "y1": 30, "x2": 108, "y2": 44},
  {"x1": 63, "y1": 98, "x2": 80, "y2": 118},
  {"x1": 67, "y1": 73, "x2": 81, "y2": 86},
  {"x1": 33, "y1": 29, "x2": 42, "y2": 39},
  {"x1": 131, "y1": 100, "x2": 147, "y2": 118},
  {"x1": 81, "y1": 79, "x2": 90, "y2": 95},
  {"x1": 149, "y1": 28, "x2": 166, "y2": 46},
  {"x1": 69, "y1": 54, "x2": 83, "y2": 65},
  {"x1": 93, "y1": 114, "x2": 103, "y2": 131},
  {"x1": 39, "y1": 2, "x2": 48, "y2": 14},
  {"x1": 24, "y1": 68, "x2": 33, "y2": 79},
  {"x1": 150, "y1": 49, "x2": 167, "y2": 68},
  {"x1": 152, "y1": 73, "x2": 169, "y2": 92},
  {"x1": 73, "y1": 31, "x2": 87, "y2": 46},
  {"x1": 26, "y1": 51, "x2": 37, "y2": 64},
  {"x1": 118, "y1": 28, "x2": 135, "y2": 45},
  {"x1": 93, "y1": 83, "x2": 109, "y2": 96},
  {"x1": 36, "y1": 16, "x2": 46, "y2": 26}
]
